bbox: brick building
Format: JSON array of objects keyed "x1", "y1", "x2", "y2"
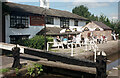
[{"x1": 82, "y1": 21, "x2": 112, "y2": 40}]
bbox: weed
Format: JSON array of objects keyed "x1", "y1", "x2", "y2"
[
  {"x1": 0, "y1": 68, "x2": 10, "y2": 73},
  {"x1": 26, "y1": 63, "x2": 43, "y2": 77}
]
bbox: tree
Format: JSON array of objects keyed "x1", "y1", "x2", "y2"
[
  {"x1": 72, "y1": 5, "x2": 120, "y2": 38},
  {"x1": 72, "y1": 5, "x2": 98, "y2": 21},
  {"x1": 72, "y1": 5, "x2": 91, "y2": 18}
]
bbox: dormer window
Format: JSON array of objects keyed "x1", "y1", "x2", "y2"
[
  {"x1": 84, "y1": 27, "x2": 89, "y2": 31},
  {"x1": 95, "y1": 28, "x2": 100, "y2": 31},
  {"x1": 10, "y1": 15, "x2": 29, "y2": 28}
]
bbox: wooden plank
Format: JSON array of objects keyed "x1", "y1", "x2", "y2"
[{"x1": 37, "y1": 60, "x2": 96, "y2": 74}]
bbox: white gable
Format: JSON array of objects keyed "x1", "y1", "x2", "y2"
[{"x1": 82, "y1": 22, "x2": 104, "y2": 31}]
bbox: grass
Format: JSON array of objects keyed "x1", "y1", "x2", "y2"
[
  {"x1": 0, "y1": 68, "x2": 10, "y2": 73},
  {"x1": 50, "y1": 49, "x2": 59, "y2": 52}
]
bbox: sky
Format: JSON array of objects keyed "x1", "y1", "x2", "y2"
[{"x1": 7, "y1": 0, "x2": 119, "y2": 21}]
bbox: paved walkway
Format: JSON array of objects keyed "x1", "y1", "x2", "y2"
[
  {"x1": 107, "y1": 65, "x2": 120, "y2": 78},
  {"x1": 50, "y1": 40, "x2": 119, "y2": 60},
  {"x1": 0, "y1": 54, "x2": 48, "y2": 69}
]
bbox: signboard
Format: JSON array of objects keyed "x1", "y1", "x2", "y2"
[{"x1": 30, "y1": 16, "x2": 45, "y2": 26}]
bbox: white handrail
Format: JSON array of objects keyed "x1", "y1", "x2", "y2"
[{"x1": 88, "y1": 38, "x2": 99, "y2": 62}]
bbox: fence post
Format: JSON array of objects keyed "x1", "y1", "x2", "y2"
[
  {"x1": 47, "y1": 42, "x2": 49, "y2": 51},
  {"x1": 71, "y1": 42, "x2": 73, "y2": 56},
  {"x1": 12, "y1": 45, "x2": 21, "y2": 68},
  {"x1": 96, "y1": 51, "x2": 107, "y2": 78}
]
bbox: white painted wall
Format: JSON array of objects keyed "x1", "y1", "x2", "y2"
[
  {"x1": 69, "y1": 19, "x2": 74, "y2": 26},
  {"x1": 69, "y1": 20, "x2": 86, "y2": 32},
  {"x1": 81, "y1": 22, "x2": 104, "y2": 31},
  {"x1": 46, "y1": 18, "x2": 87, "y2": 28},
  {"x1": 78, "y1": 21, "x2": 86, "y2": 27},
  {"x1": 54, "y1": 17, "x2": 60, "y2": 26},
  {"x1": 5, "y1": 14, "x2": 87, "y2": 43},
  {"x1": 5, "y1": 15, "x2": 44, "y2": 43},
  {"x1": 1, "y1": 0, "x2": 8, "y2": 2}
]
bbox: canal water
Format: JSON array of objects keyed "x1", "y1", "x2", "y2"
[{"x1": 107, "y1": 52, "x2": 120, "y2": 70}]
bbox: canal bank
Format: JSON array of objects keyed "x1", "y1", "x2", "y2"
[
  {"x1": 50, "y1": 40, "x2": 120, "y2": 71},
  {"x1": 107, "y1": 65, "x2": 120, "y2": 77},
  {"x1": 0, "y1": 40, "x2": 119, "y2": 77}
]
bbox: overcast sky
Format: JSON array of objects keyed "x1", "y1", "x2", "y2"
[
  {"x1": 8, "y1": 0, "x2": 119, "y2": 2},
  {"x1": 8, "y1": 0, "x2": 119, "y2": 21}
]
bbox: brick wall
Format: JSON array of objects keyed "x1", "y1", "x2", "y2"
[{"x1": 82, "y1": 30, "x2": 112, "y2": 40}]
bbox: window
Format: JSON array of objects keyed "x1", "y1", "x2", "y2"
[
  {"x1": 10, "y1": 15, "x2": 29, "y2": 28},
  {"x1": 95, "y1": 28, "x2": 100, "y2": 31},
  {"x1": 10, "y1": 35, "x2": 29, "y2": 44},
  {"x1": 46, "y1": 16, "x2": 54, "y2": 24},
  {"x1": 74, "y1": 20, "x2": 78, "y2": 26},
  {"x1": 60, "y1": 18, "x2": 69, "y2": 28},
  {"x1": 84, "y1": 27, "x2": 89, "y2": 31},
  {"x1": 73, "y1": 28, "x2": 77, "y2": 31}
]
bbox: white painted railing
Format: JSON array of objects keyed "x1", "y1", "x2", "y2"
[
  {"x1": 85, "y1": 38, "x2": 99, "y2": 62},
  {"x1": 47, "y1": 42, "x2": 76, "y2": 57}
]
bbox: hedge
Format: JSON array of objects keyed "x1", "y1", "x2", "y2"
[{"x1": 18, "y1": 35, "x2": 53, "y2": 50}]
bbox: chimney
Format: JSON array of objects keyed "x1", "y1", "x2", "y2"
[
  {"x1": 40, "y1": 0, "x2": 49, "y2": 9},
  {"x1": 1, "y1": 0, "x2": 8, "y2": 2}
]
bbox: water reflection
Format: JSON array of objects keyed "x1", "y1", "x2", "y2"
[{"x1": 107, "y1": 52, "x2": 120, "y2": 70}]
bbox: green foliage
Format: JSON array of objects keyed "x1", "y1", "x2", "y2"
[
  {"x1": 18, "y1": 35, "x2": 53, "y2": 50},
  {"x1": 26, "y1": 63, "x2": 43, "y2": 77},
  {"x1": 72, "y1": 5, "x2": 91, "y2": 18},
  {"x1": 0, "y1": 68, "x2": 10, "y2": 73},
  {"x1": 15, "y1": 68, "x2": 19, "y2": 75},
  {"x1": 118, "y1": 67, "x2": 120, "y2": 70}
]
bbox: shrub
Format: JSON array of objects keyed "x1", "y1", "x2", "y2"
[
  {"x1": 26, "y1": 63, "x2": 43, "y2": 77},
  {"x1": 18, "y1": 35, "x2": 53, "y2": 50}
]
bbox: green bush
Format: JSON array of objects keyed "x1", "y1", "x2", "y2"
[
  {"x1": 26, "y1": 63, "x2": 43, "y2": 77},
  {"x1": 18, "y1": 35, "x2": 53, "y2": 50}
]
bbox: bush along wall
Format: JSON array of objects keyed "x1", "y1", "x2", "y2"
[{"x1": 18, "y1": 35, "x2": 53, "y2": 50}]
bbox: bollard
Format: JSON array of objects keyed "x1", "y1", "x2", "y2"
[
  {"x1": 12, "y1": 45, "x2": 21, "y2": 68},
  {"x1": 96, "y1": 51, "x2": 107, "y2": 78}
]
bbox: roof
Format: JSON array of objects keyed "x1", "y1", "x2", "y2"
[
  {"x1": 37, "y1": 27, "x2": 80, "y2": 36},
  {"x1": 2, "y1": 2, "x2": 88, "y2": 21},
  {"x1": 37, "y1": 27, "x2": 63, "y2": 36},
  {"x1": 92, "y1": 21, "x2": 112, "y2": 30}
]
